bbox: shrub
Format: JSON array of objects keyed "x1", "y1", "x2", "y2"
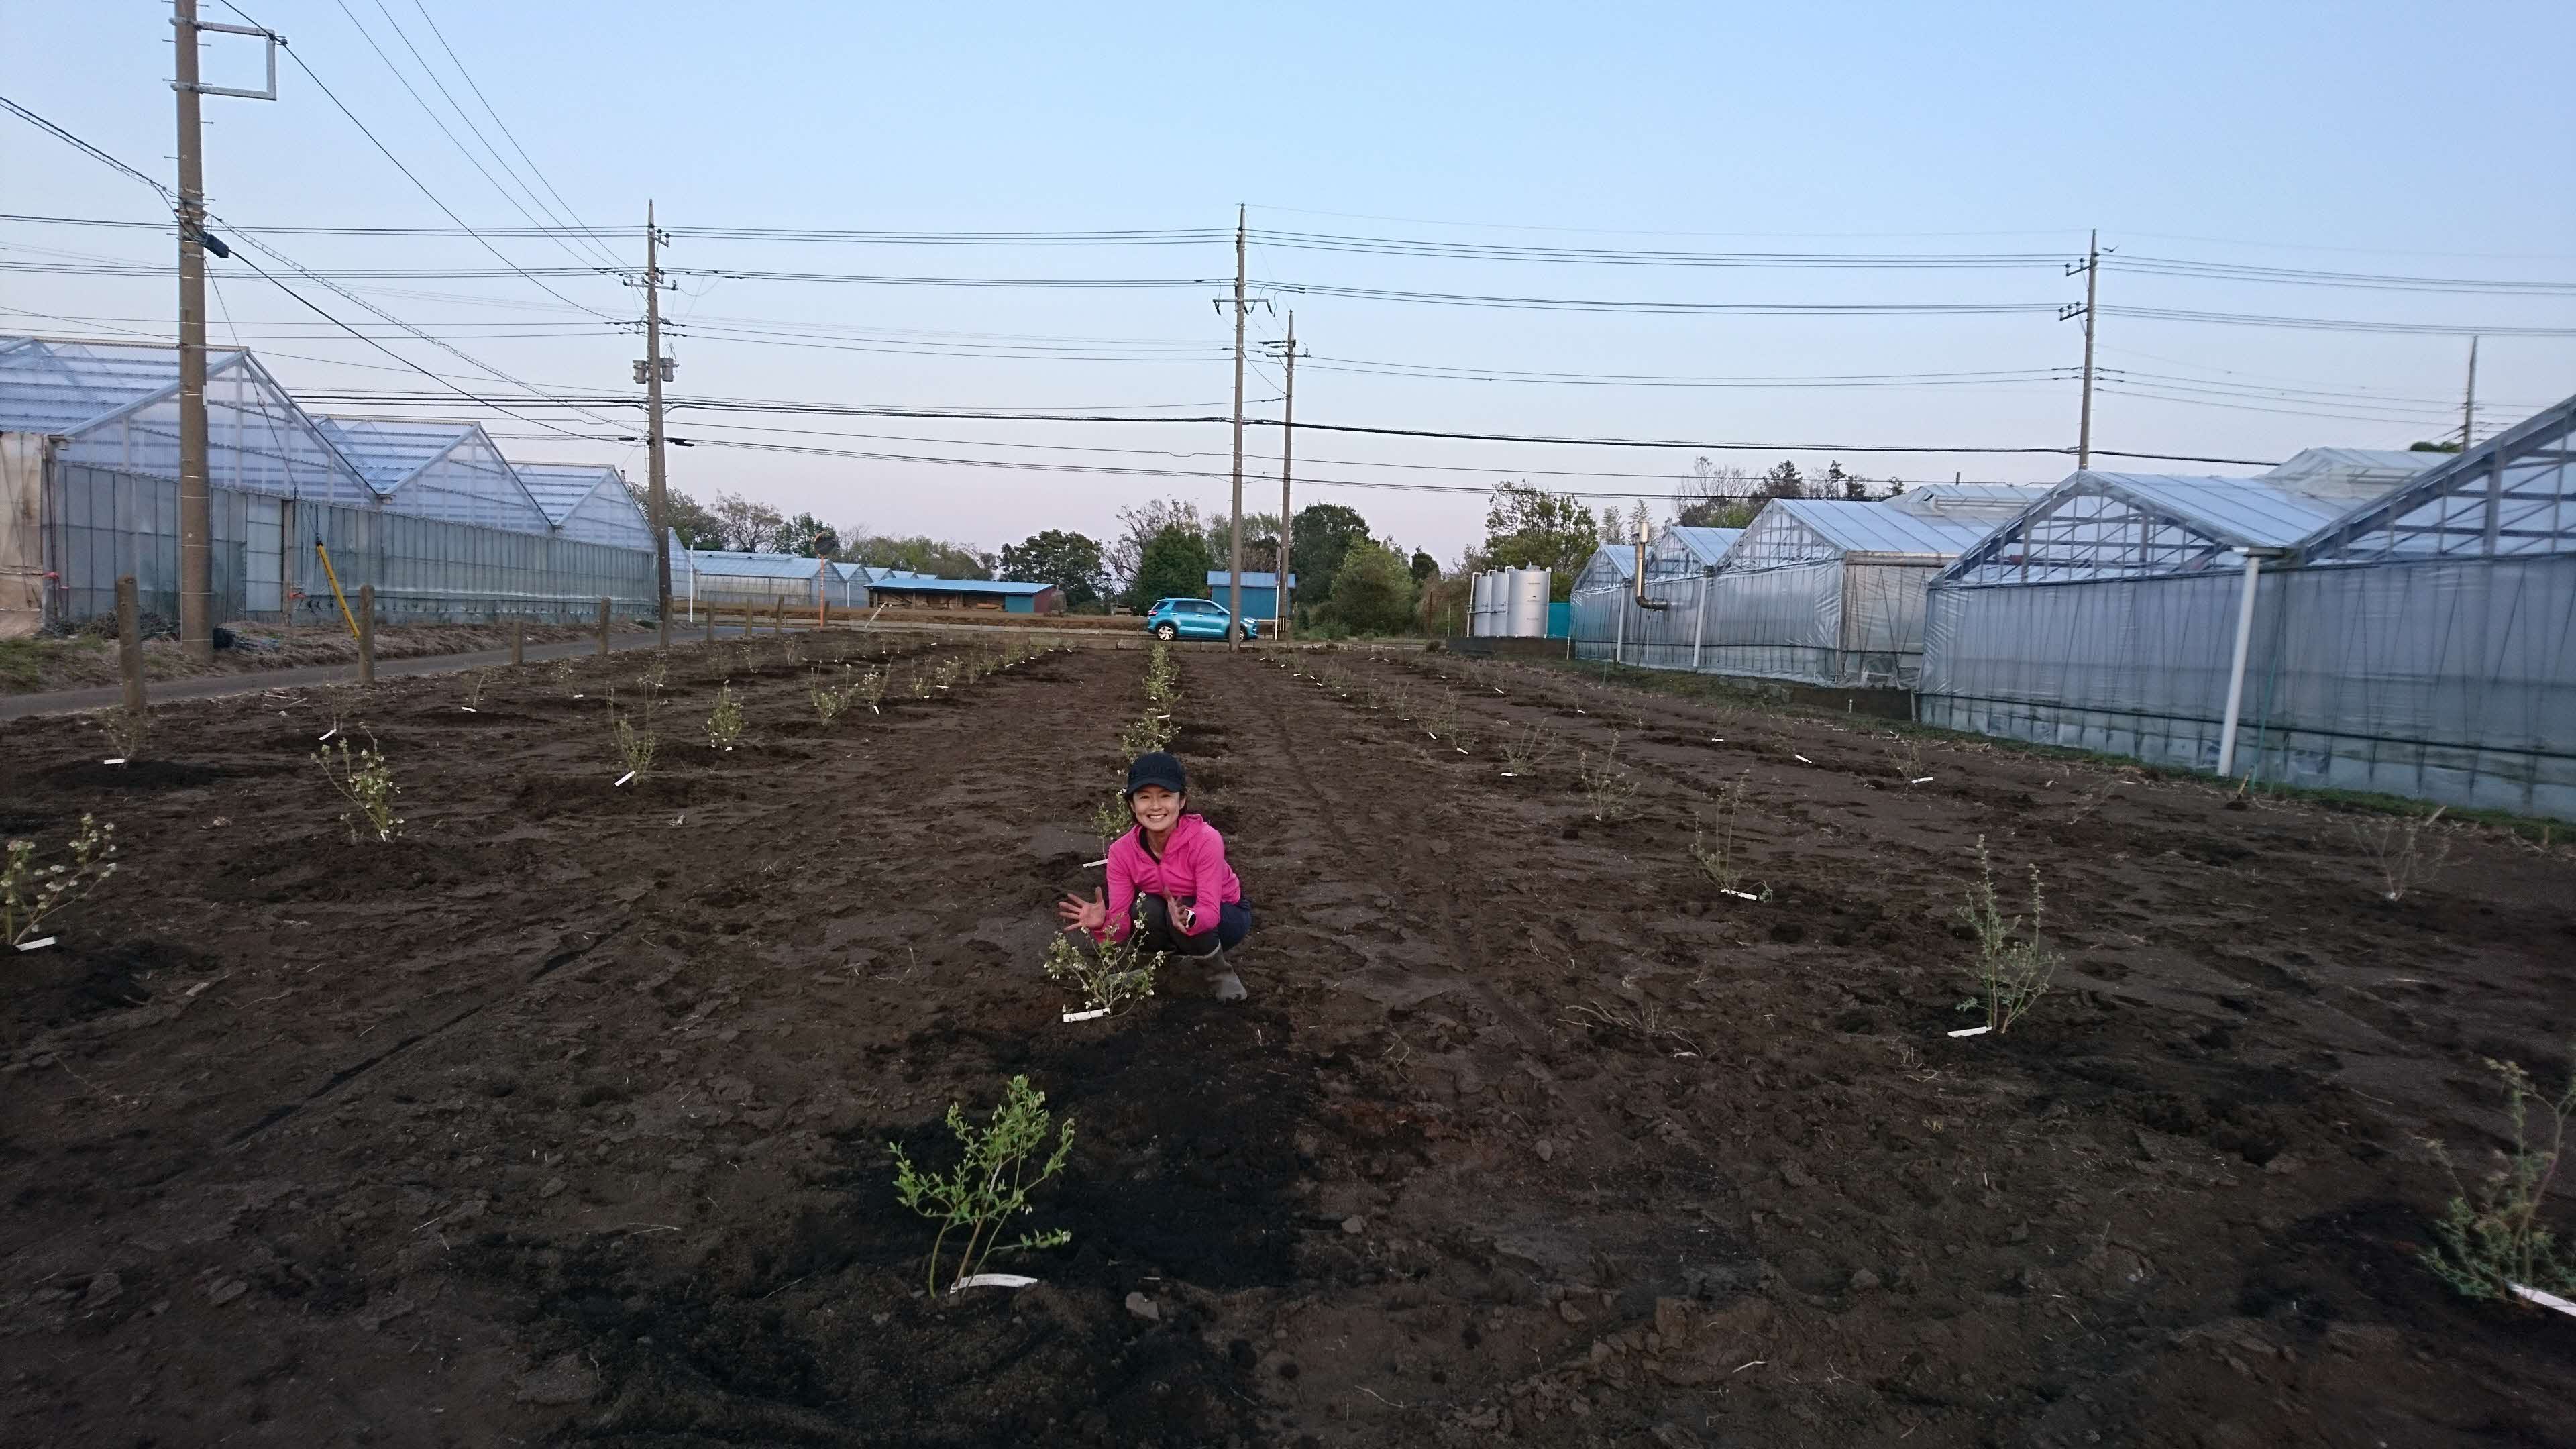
[
  {"x1": 2426, "y1": 1046, "x2": 2576, "y2": 1306},
  {"x1": 1955, "y1": 835, "x2": 2059, "y2": 1034},
  {"x1": 94, "y1": 706, "x2": 149, "y2": 761},
  {"x1": 2351, "y1": 805, "x2": 2454, "y2": 901},
  {"x1": 889, "y1": 1075, "x2": 1076, "y2": 1297},
  {"x1": 1042, "y1": 924, "x2": 1163, "y2": 1018},
  {"x1": 1690, "y1": 773, "x2": 1760, "y2": 896},
  {"x1": 316, "y1": 732, "x2": 402, "y2": 842},
  {"x1": 705, "y1": 683, "x2": 745, "y2": 749},
  {"x1": 1091, "y1": 794, "x2": 1131, "y2": 856},
  {"x1": 1576, "y1": 732, "x2": 1640, "y2": 822},
  {"x1": 609, "y1": 690, "x2": 659, "y2": 780},
  {"x1": 1500, "y1": 722, "x2": 1558, "y2": 777},
  {"x1": 1, "y1": 814, "x2": 118, "y2": 945}
]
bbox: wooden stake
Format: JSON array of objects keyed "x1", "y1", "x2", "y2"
[
  {"x1": 357, "y1": 584, "x2": 376, "y2": 686},
  {"x1": 596, "y1": 597, "x2": 611, "y2": 657},
  {"x1": 510, "y1": 615, "x2": 523, "y2": 667},
  {"x1": 115, "y1": 575, "x2": 145, "y2": 714}
]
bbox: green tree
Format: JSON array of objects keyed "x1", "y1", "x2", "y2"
[
  {"x1": 849, "y1": 533, "x2": 992, "y2": 579},
  {"x1": 1481, "y1": 482, "x2": 1599, "y2": 599},
  {"x1": 1416, "y1": 567, "x2": 1470, "y2": 637},
  {"x1": 710, "y1": 491, "x2": 787, "y2": 552},
  {"x1": 2411, "y1": 439, "x2": 2465, "y2": 453},
  {"x1": 1291, "y1": 503, "x2": 1373, "y2": 608},
  {"x1": 1201, "y1": 512, "x2": 1283, "y2": 576},
  {"x1": 782, "y1": 511, "x2": 840, "y2": 557},
  {"x1": 1130, "y1": 524, "x2": 1214, "y2": 610},
  {"x1": 1760, "y1": 460, "x2": 1807, "y2": 500},
  {"x1": 623, "y1": 481, "x2": 723, "y2": 548},
  {"x1": 998, "y1": 530, "x2": 1107, "y2": 606},
  {"x1": 1409, "y1": 548, "x2": 1438, "y2": 584},
  {"x1": 1109, "y1": 498, "x2": 1206, "y2": 597},
  {"x1": 1317, "y1": 539, "x2": 1417, "y2": 635},
  {"x1": 1819, "y1": 462, "x2": 1868, "y2": 501}
]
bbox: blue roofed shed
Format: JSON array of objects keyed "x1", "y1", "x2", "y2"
[
  {"x1": 867, "y1": 574, "x2": 1061, "y2": 614},
  {"x1": 1205, "y1": 570, "x2": 1297, "y2": 621}
]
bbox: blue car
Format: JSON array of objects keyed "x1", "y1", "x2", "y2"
[{"x1": 1144, "y1": 597, "x2": 1258, "y2": 641}]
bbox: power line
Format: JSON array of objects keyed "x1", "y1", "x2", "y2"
[
  {"x1": 207, "y1": 0, "x2": 623, "y2": 320},
  {"x1": 398, "y1": 0, "x2": 625, "y2": 270}
]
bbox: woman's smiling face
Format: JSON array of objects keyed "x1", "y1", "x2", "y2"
[{"x1": 1128, "y1": 784, "x2": 1183, "y2": 834}]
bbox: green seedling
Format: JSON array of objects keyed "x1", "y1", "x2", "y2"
[
  {"x1": 2426, "y1": 1045, "x2": 2576, "y2": 1307},
  {"x1": 890, "y1": 1075, "x2": 1077, "y2": 1297},
  {"x1": 2, "y1": 814, "x2": 118, "y2": 945},
  {"x1": 1954, "y1": 835, "x2": 2059, "y2": 1034}
]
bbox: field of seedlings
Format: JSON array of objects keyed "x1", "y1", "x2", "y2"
[{"x1": 3, "y1": 633, "x2": 2573, "y2": 1448}]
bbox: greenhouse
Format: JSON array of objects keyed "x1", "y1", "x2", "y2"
[
  {"x1": 1920, "y1": 394, "x2": 2576, "y2": 820},
  {"x1": 670, "y1": 547, "x2": 862, "y2": 621},
  {"x1": 0, "y1": 335, "x2": 659, "y2": 631},
  {"x1": 1576, "y1": 486, "x2": 2043, "y2": 686},
  {"x1": 517, "y1": 462, "x2": 656, "y2": 551}
]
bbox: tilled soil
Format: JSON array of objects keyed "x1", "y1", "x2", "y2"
[{"x1": 1, "y1": 637, "x2": 2572, "y2": 1448}]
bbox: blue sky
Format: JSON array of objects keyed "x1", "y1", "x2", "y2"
[{"x1": 5, "y1": 0, "x2": 2571, "y2": 562}]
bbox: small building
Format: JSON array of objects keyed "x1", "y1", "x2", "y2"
[
  {"x1": 1205, "y1": 570, "x2": 1297, "y2": 623},
  {"x1": 867, "y1": 574, "x2": 1061, "y2": 614}
]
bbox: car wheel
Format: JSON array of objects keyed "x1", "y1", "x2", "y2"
[{"x1": 1154, "y1": 623, "x2": 1178, "y2": 641}]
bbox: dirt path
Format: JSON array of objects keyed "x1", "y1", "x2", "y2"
[{"x1": 1, "y1": 640, "x2": 2570, "y2": 1446}]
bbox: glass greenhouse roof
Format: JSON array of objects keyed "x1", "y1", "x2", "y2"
[
  {"x1": 0, "y1": 336, "x2": 248, "y2": 433},
  {"x1": 1941, "y1": 472, "x2": 2353, "y2": 587},
  {"x1": 513, "y1": 462, "x2": 653, "y2": 549},
  {"x1": 2301, "y1": 392, "x2": 2576, "y2": 564},
  {"x1": 1736, "y1": 499, "x2": 1995, "y2": 564}
]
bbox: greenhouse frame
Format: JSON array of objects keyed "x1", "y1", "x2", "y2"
[
  {"x1": 515, "y1": 462, "x2": 659, "y2": 551},
  {"x1": 0, "y1": 336, "x2": 659, "y2": 633},
  {"x1": 669, "y1": 547, "x2": 866, "y2": 620},
  {"x1": 1574, "y1": 487, "x2": 2043, "y2": 686},
  {"x1": 1920, "y1": 398, "x2": 2574, "y2": 820}
]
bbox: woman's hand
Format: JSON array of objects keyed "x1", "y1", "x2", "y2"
[{"x1": 1057, "y1": 888, "x2": 1107, "y2": 935}]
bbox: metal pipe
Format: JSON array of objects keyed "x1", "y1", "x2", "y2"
[{"x1": 2215, "y1": 549, "x2": 2266, "y2": 777}]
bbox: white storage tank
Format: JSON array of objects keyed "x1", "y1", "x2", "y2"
[{"x1": 1507, "y1": 568, "x2": 1550, "y2": 637}]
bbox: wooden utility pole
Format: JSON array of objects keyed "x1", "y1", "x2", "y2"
[
  {"x1": 1226, "y1": 205, "x2": 1248, "y2": 651},
  {"x1": 2075, "y1": 229, "x2": 2099, "y2": 471},
  {"x1": 2461, "y1": 337, "x2": 2479, "y2": 453},
  {"x1": 1262, "y1": 313, "x2": 1304, "y2": 639},
  {"x1": 641, "y1": 202, "x2": 674, "y2": 653}
]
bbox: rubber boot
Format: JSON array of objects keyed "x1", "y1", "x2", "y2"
[{"x1": 1200, "y1": 946, "x2": 1248, "y2": 1002}]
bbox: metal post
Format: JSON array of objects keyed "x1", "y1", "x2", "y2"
[
  {"x1": 2215, "y1": 551, "x2": 2263, "y2": 777},
  {"x1": 356, "y1": 584, "x2": 375, "y2": 686},
  {"x1": 2461, "y1": 336, "x2": 2479, "y2": 454},
  {"x1": 596, "y1": 596, "x2": 610, "y2": 656},
  {"x1": 1226, "y1": 204, "x2": 1247, "y2": 651},
  {"x1": 116, "y1": 576, "x2": 146, "y2": 714},
  {"x1": 643, "y1": 201, "x2": 673, "y2": 653},
  {"x1": 2076, "y1": 229, "x2": 2099, "y2": 471},
  {"x1": 173, "y1": 0, "x2": 213, "y2": 664},
  {"x1": 1613, "y1": 587, "x2": 1625, "y2": 665},
  {"x1": 1692, "y1": 571, "x2": 1708, "y2": 672}
]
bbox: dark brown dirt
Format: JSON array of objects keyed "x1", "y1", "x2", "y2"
[{"x1": 2, "y1": 636, "x2": 2572, "y2": 1448}]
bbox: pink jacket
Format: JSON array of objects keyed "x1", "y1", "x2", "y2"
[{"x1": 1095, "y1": 813, "x2": 1240, "y2": 944}]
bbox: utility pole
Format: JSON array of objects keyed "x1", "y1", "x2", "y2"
[
  {"x1": 2072, "y1": 229, "x2": 2100, "y2": 471},
  {"x1": 1226, "y1": 205, "x2": 1247, "y2": 651},
  {"x1": 638, "y1": 202, "x2": 674, "y2": 652},
  {"x1": 1261, "y1": 312, "x2": 1304, "y2": 639},
  {"x1": 170, "y1": 2, "x2": 278, "y2": 663},
  {"x1": 2461, "y1": 336, "x2": 2479, "y2": 453},
  {"x1": 174, "y1": 0, "x2": 211, "y2": 663}
]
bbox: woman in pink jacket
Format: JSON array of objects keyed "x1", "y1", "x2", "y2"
[{"x1": 1056, "y1": 751, "x2": 1252, "y2": 1000}]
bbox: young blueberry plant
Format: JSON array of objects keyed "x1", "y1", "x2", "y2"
[
  {"x1": 2424, "y1": 1044, "x2": 2576, "y2": 1307},
  {"x1": 1955, "y1": 835, "x2": 2061, "y2": 1034},
  {"x1": 93, "y1": 706, "x2": 150, "y2": 761},
  {"x1": 315, "y1": 731, "x2": 402, "y2": 842},
  {"x1": 889, "y1": 1075, "x2": 1077, "y2": 1297},
  {"x1": 1042, "y1": 919, "x2": 1163, "y2": 1017},
  {"x1": 1690, "y1": 772, "x2": 1764, "y2": 898},
  {"x1": 706, "y1": 682, "x2": 745, "y2": 749},
  {"x1": 1, "y1": 815, "x2": 118, "y2": 945},
  {"x1": 1091, "y1": 794, "x2": 1131, "y2": 857},
  {"x1": 1576, "y1": 732, "x2": 1642, "y2": 822},
  {"x1": 609, "y1": 689, "x2": 659, "y2": 780},
  {"x1": 2351, "y1": 805, "x2": 2454, "y2": 902}
]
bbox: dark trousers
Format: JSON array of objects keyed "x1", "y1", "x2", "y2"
[{"x1": 1136, "y1": 896, "x2": 1252, "y2": 958}]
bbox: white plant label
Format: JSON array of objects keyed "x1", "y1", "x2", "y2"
[
  {"x1": 14, "y1": 937, "x2": 56, "y2": 953},
  {"x1": 572, "y1": 693, "x2": 584, "y2": 699},
  {"x1": 2511, "y1": 1283, "x2": 2576, "y2": 1318},
  {"x1": 951, "y1": 1273, "x2": 1039, "y2": 1293},
  {"x1": 1947, "y1": 1025, "x2": 1992, "y2": 1038},
  {"x1": 1794, "y1": 754, "x2": 1814, "y2": 764},
  {"x1": 1061, "y1": 1008, "x2": 1110, "y2": 1023},
  {"x1": 1455, "y1": 747, "x2": 1468, "y2": 755},
  {"x1": 1911, "y1": 775, "x2": 1934, "y2": 784},
  {"x1": 1499, "y1": 771, "x2": 1516, "y2": 778},
  {"x1": 458, "y1": 706, "x2": 476, "y2": 713},
  {"x1": 1081, "y1": 857, "x2": 1108, "y2": 868},
  {"x1": 101, "y1": 758, "x2": 125, "y2": 766},
  {"x1": 317, "y1": 727, "x2": 338, "y2": 742},
  {"x1": 1721, "y1": 889, "x2": 1761, "y2": 902},
  {"x1": 613, "y1": 771, "x2": 637, "y2": 787}
]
